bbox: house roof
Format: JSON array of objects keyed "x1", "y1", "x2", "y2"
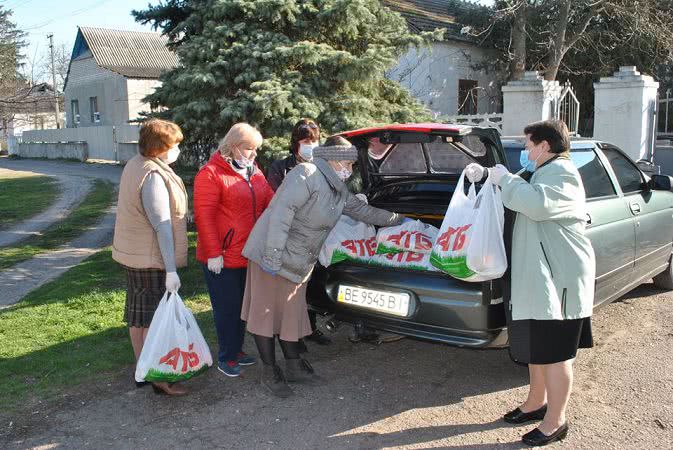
[
  {"x1": 74, "y1": 27, "x2": 179, "y2": 79},
  {"x1": 382, "y1": 0, "x2": 470, "y2": 41}
]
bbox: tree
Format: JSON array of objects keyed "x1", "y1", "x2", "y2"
[
  {"x1": 133, "y1": 0, "x2": 442, "y2": 165},
  {"x1": 0, "y1": 5, "x2": 28, "y2": 135},
  {"x1": 455, "y1": 0, "x2": 673, "y2": 82}
]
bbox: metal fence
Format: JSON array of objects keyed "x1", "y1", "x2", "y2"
[
  {"x1": 20, "y1": 125, "x2": 140, "y2": 161},
  {"x1": 658, "y1": 91, "x2": 673, "y2": 137}
]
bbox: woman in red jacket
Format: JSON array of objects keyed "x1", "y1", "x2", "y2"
[{"x1": 194, "y1": 122, "x2": 274, "y2": 377}]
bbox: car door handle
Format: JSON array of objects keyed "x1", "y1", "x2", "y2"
[
  {"x1": 585, "y1": 213, "x2": 592, "y2": 225},
  {"x1": 630, "y1": 202, "x2": 641, "y2": 215}
]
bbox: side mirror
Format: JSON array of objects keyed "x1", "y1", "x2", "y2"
[{"x1": 649, "y1": 174, "x2": 673, "y2": 191}]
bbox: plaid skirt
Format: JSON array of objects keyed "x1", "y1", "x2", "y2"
[{"x1": 122, "y1": 266, "x2": 166, "y2": 328}]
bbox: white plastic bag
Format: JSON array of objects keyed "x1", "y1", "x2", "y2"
[
  {"x1": 375, "y1": 220, "x2": 439, "y2": 255},
  {"x1": 369, "y1": 250, "x2": 439, "y2": 272},
  {"x1": 319, "y1": 215, "x2": 377, "y2": 267},
  {"x1": 430, "y1": 169, "x2": 507, "y2": 281},
  {"x1": 135, "y1": 291, "x2": 213, "y2": 383}
]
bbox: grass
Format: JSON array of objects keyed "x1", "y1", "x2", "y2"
[
  {"x1": 0, "y1": 179, "x2": 115, "y2": 270},
  {"x1": 0, "y1": 233, "x2": 215, "y2": 411},
  {"x1": 0, "y1": 174, "x2": 60, "y2": 230}
]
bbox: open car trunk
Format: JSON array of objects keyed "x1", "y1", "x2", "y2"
[{"x1": 306, "y1": 126, "x2": 512, "y2": 348}]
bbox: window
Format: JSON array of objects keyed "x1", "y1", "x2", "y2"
[
  {"x1": 89, "y1": 97, "x2": 100, "y2": 123},
  {"x1": 379, "y1": 143, "x2": 427, "y2": 174},
  {"x1": 601, "y1": 146, "x2": 645, "y2": 194},
  {"x1": 426, "y1": 140, "x2": 474, "y2": 174},
  {"x1": 71, "y1": 100, "x2": 80, "y2": 125},
  {"x1": 458, "y1": 79, "x2": 478, "y2": 115},
  {"x1": 569, "y1": 147, "x2": 616, "y2": 199}
]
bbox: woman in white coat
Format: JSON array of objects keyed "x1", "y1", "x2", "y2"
[{"x1": 466, "y1": 119, "x2": 595, "y2": 446}]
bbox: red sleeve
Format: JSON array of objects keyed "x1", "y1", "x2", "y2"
[{"x1": 193, "y1": 167, "x2": 222, "y2": 259}]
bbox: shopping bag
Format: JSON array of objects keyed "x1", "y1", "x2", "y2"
[
  {"x1": 375, "y1": 220, "x2": 439, "y2": 255},
  {"x1": 430, "y1": 169, "x2": 506, "y2": 281},
  {"x1": 135, "y1": 291, "x2": 213, "y2": 383},
  {"x1": 368, "y1": 250, "x2": 439, "y2": 272},
  {"x1": 318, "y1": 215, "x2": 377, "y2": 267}
]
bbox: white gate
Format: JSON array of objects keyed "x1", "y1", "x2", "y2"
[{"x1": 554, "y1": 81, "x2": 580, "y2": 135}]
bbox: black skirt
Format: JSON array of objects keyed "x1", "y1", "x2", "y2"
[
  {"x1": 122, "y1": 266, "x2": 166, "y2": 328},
  {"x1": 508, "y1": 317, "x2": 593, "y2": 365}
]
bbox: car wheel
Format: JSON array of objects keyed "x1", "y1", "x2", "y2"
[{"x1": 653, "y1": 255, "x2": 673, "y2": 290}]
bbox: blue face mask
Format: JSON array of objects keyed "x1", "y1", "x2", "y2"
[{"x1": 520, "y1": 150, "x2": 537, "y2": 172}]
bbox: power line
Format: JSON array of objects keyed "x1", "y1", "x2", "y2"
[{"x1": 23, "y1": 0, "x2": 114, "y2": 31}]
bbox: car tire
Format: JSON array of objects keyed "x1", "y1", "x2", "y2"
[{"x1": 653, "y1": 255, "x2": 673, "y2": 290}]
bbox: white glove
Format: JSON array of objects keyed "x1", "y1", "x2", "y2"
[
  {"x1": 488, "y1": 164, "x2": 509, "y2": 185},
  {"x1": 355, "y1": 193, "x2": 368, "y2": 204},
  {"x1": 465, "y1": 163, "x2": 487, "y2": 183},
  {"x1": 207, "y1": 255, "x2": 224, "y2": 274},
  {"x1": 165, "y1": 271, "x2": 181, "y2": 293}
]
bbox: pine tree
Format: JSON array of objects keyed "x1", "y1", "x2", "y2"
[{"x1": 134, "y1": 0, "x2": 442, "y2": 165}]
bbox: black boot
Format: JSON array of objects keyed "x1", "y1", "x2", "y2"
[
  {"x1": 260, "y1": 364, "x2": 293, "y2": 398},
  {"x1": 284, "y1": 358, "x2": 327, "y2": 386}
]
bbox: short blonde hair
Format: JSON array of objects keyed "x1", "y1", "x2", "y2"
[
  {"x1": 217, "y1": 123, "x2": 263, "y2": 158},
  {"x1": 138, "y1": 118, "x2": 183, "y2": 157}
]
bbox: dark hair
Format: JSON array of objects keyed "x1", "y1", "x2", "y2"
[
  {"x1": 138, "y1": 118, "x2": 183, "y2": 157},
  {"x1": 290, "y1": 119, "x2": 320, "y2": 155},
  {"x1": 523, "y1": 119, "x2": 570, "y2": 154},
  {"x1": 323, "y1": 135, "x2": 351, "y2": 147}
]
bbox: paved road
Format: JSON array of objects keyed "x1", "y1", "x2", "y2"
[
  {"x1": 0, "y1": 169, "x2": 92, "y2": 247},
  {"x1": 0, "y1": 157, "x2": 122, "y2": 307},
  {"x1": 2, "y1": 283, "x2": 672, "y2": 449}
]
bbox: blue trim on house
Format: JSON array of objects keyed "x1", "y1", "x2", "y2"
[{"x1": 71, "y1": 29, "x2": 90, "y2": 61}]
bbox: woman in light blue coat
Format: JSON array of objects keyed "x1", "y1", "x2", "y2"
[{"x1": 466, "y1": 119, "x2": 595, "y2": 446}]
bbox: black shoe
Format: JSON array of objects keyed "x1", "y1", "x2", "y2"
[
  {"x1": 135, "y1": 380, "x2": 149, "y2": 388},
  {"x1": 503, "y1": 404, "x2": 548, "y2": 424},
  {"x1": 522, "y1": 422, "x2": 569, "y2": 446},
  {"x1": 305, "y1": 329, "x2": 332, "y2": 345}
]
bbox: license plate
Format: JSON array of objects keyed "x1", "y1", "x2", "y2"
[{"x1": 337, "y1": 285, "x2": 410, "y2": 317}]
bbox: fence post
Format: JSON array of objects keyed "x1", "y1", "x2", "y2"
[{"x1": 112, "y1": 126, "x2": 118, "y2": 163}]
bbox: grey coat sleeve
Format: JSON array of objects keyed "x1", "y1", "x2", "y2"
[
  {"x1": 342, "y1": 191, "x2": 403, "y2": 226},
  {"x1": 262, "y1": 165, "x2": 312, "y2": 270},
  {"x1": 141, "y1": 172, "x2": 176, "y2": 272}
]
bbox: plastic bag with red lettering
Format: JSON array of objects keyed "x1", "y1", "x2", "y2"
[
  {"x1": 135, "y1": 291, "x2": 213, "y2": 383},
  {"x1": 430, "y1": 169, "x2": 506, "y2": 281},
  {"x1": 318, "y1": 215, "x2": 377, "y2": 267},
  {"x1": 375, "y1": 220, "x2": 439, "y2": 255},
  {"x1": 369, "y1": 250, "x2": 439, "y2": 272}
]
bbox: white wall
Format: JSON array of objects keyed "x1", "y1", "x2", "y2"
[
  {"x1": 65, "y1": 51, "x2": 129, "y2": 127},
  {"x1": 388, "y1": 40, "x2": 502, "y2": 116},
  {"x1": 126, "y1": 78, "x2": 162, "y2": 122}
]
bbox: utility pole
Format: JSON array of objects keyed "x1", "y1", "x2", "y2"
[{"x1": 47, "y1": 34, "x2": 61, "y2": 129}]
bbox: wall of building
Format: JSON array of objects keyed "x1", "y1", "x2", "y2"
[
  {"x1": 388, "y1": 40, "x2": 502, "y2": 117},
  {"x1": 64, "y1": 50, "x2": 129, "y2": 127},
  {"x1": 126, "y1": 78, "x2": 161, "y2": 122}
]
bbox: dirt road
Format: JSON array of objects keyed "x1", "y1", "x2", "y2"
[{"x1": 2, "y1": 282, "x2": 672, "y2": 449}]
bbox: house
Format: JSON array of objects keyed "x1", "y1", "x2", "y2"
[
  {"x1": 384, "y1": 0, "x2": 503, "y2": 116},
  {"x1": 64, "y1": 26, "x2": 178, "y2": 128},
  {"x1": 1, "y1": 83, "x2": 64, "y2": 152}
]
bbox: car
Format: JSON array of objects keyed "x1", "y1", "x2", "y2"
[{"x1": 305, "y1": 124, "x2": 673, "y2": 348}]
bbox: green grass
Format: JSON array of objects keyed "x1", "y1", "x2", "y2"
[
  {"x1": 0, "y1": 233, "x2": 214, "y2": 411},
  {"x1": 0, "y1": 175, "x2": 60, "y2": 230},
  {"x1": 0, "y1": 179, "x2": 115, "y2": 269}
]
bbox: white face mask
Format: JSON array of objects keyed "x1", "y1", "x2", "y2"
[
  {"x1": 298, "y1": 143, "x2": 317, "y2": 161},
  {"x1": 235, "y1": 146, "x2": 255, "y2": 168},
  {"x1": 336, "y1": 162, "x2": 352, "y2": 181},
  {"x1": 165, "y1": 145, "x2": 180, "y2": 164}
]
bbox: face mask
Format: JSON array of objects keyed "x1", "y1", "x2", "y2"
[
  {"x1": 235, "y1": 147, "x2": 255, "y2": 168},
  {"x1": 368, "y1": 148, "x2": 387, "y2": 160},
  {"x1": 165, "y1": 145, "x2": 180, "y2": 164},
  {"x1": 298, "y1": 143, "x2": 317, "y2": 161},
  {"x1": 519, "y1": 149, "x2": 542, "y2": 172},
  {"x1": 336, "y1": 162, "x2": 352, "y2": 181}
]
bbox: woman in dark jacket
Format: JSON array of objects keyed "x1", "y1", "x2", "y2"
[
  {"x1": 241, "y1": 136, "x2": 405, "y2": 398},
  {"x1": 194, "y1": 123, "x2": 275, "y2": 378}
]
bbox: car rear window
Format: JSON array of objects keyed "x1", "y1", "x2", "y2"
[{"x1": 378, "y1": 139, "x2": 477, "y2": 175}]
